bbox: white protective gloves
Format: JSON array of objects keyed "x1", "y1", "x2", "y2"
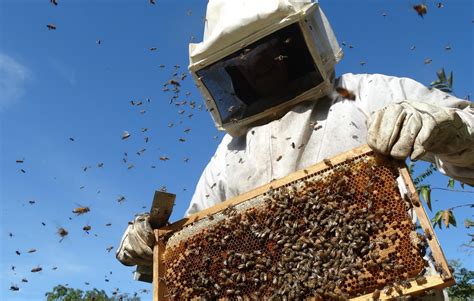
[
  {"x1": 367, "y1": 101, "x2": 473, "y2": 163},
  {"x1": 116, "y1": 213, "x2": 155, "y2": 267}
]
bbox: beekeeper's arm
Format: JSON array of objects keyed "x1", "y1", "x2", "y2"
[{"x1": 353, "y1": 74, "x2": 474, "y2": 185}]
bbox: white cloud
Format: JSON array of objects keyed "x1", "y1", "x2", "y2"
[
  {"x1": 0, "y1": 53, "x2": 30, "y2": 111},
  {"x1": 49, "y1": 57, "x2": 77, "y2": 85}
]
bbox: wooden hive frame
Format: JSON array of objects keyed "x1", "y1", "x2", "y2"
[{"x1": 152, "y1": 144, "x2": 454, "y2": 300}]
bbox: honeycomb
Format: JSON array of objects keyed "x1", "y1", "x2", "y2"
[{"x1": 162, "y1": 152, "x2": 427, "y2": 300}]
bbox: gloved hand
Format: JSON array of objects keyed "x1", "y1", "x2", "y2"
[
  {"x1": 116, "y1": 213, "x2": 155, "y2": 267},
  {"x1": 367, "y1": 101, "x2": 471, "y2": 161}
]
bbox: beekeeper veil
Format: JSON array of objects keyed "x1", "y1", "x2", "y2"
[{"x1": 189, "y1": 0, "x2": 343, "y2": 137}]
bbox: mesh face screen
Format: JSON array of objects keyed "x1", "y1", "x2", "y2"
[
  {"x1": 163, "y1": 153, "x2": 428, "y2": 300},
  {"x1": 197, "y1": 23, "x2": 324, "y2": 125}
]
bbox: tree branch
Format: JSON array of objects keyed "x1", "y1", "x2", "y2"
[
  {"x1": 431, "y1": 188, "x2": 474, "y2": 194},
  {"x1": 448, "y1": 203, "x2": 474, "y2": 211}
]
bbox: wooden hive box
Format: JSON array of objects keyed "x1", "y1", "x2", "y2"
[{"x1": 152, "y1": 145, "x2": 454, "y2": 300}]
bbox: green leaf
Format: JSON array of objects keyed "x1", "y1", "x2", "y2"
[
  {"x1": 448, "y1": 211, "x2": 457, "y2": 228},
  {"x1": 463, "y1": 218, "x2": 474, "y2": 229},
  {"x1": 442, "y1": 210, "x2": 451, "y2": 228},
  {"x1": 437, "y1": 68, "x2": 447, "y2": 83},
  {"x1": 448, "y1": 178, "x2": 455, "y2": 189},
  {"x1": 440, "y1": 87, "x2": 453, "y2": 93},
  {"x1": 420, "y1": 185, "x2": 432, "y2": 211},
  {"x1": 432, "y1": 210, "x2": 443, "y2": 229}
]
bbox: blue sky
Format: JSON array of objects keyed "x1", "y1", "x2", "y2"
[{"x1": 1, "y1": 0, "x2": 472, "y2": 300}]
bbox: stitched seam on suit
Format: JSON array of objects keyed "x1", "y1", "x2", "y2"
[{"x1": 268, "y1": 123, "x2": 274, "y2": 181}]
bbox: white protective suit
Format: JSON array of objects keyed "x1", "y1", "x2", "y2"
[
  {"x1": 185, "y1": 73, "x2": 474, "y2": 215},
  {"x1": 116, "y1": 0, "x2": 474, "y2": 298}
]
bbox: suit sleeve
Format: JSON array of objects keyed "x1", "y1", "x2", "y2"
[{"x1": 341, "y1": 73, "x2": 474, "y2": 184}]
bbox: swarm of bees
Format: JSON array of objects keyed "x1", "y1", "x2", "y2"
[{"x1": 162, "y1": 155, "x2": 429, "y2": 299}]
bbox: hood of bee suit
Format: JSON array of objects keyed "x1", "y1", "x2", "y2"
[
  {"x1": 189, "y1": 0, "x2": 342, "y2": 65},
  {"x1": 189, "y1": 0, "x2": 343, "y2": 136}
]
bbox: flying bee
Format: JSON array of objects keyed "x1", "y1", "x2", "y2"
[
  {"x1": 31, "y1": 266, "x2": 42, "y2": 273},
  {"x1": 106, "y1": 246, "x2": 114, "y2": 253},
  {"x1": 57, "y1": 227, "x2": 69, "y2": 242},
  {"x1": 121, "y1": 131, "x2": 131, "y2": 140},
  {"x1": 335, "y1": 87, "x2": 356, "y2": 100},
  {"x1": 413, "y1": 4, "x2": 427, "y2": 18},
  {"x1": 82, "y1": 224, "x2": 92, "y2": 234},
  {"x1": 46, "y1": 24, "x2": 57, "y2": 30},
  {"x1": 10, "y1": 285, "x2": 19, "y2": 291},
  {"x1": 72, "y1": 206, "x2": 90, "y2": 215}
]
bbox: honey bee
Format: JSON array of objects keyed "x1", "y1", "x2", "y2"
[
  {"x1": 323, "y1": 158, "x2": 333, "y2": 167},
  {"x1": 10, "y1": 285, "x2": 19, "y2": 291},
  {"x1": 415, "y1": 275, "x2": 427, "y2": 285},
  {"x1": 57, "y1": 227, "x2": 69, "y2": 242},
  {"x1": 413, "y1": 4, "x2": 427, "y2": 18},
  {"x1": 72, "y1": 206, "x2": 90, "y2": 215},
  {"x1": 31, "y1": 266, "x2": 42, "y2": 273},
  {"x1": 121, "y1": 131, "x2": 130, "y2": 140},
  {"x1": 46, "y1": 24, "x2": 57, "y2": 30},
  {"x1": 372, "y1": 288, "x2": 381, "y2": 300},
  {"x1": 274, "y1": 55, "x2": 288, "y2": 61},
  {"x1": 335, "y1": 87, "x2": 356, "y2": 100},
  {"x1": 82, "y1": 225, "x2": 92, "y2": 234}
]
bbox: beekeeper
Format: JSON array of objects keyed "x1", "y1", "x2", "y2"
[{"x1": 117, "y1": 0, "x2": 474, "y2": 295}]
